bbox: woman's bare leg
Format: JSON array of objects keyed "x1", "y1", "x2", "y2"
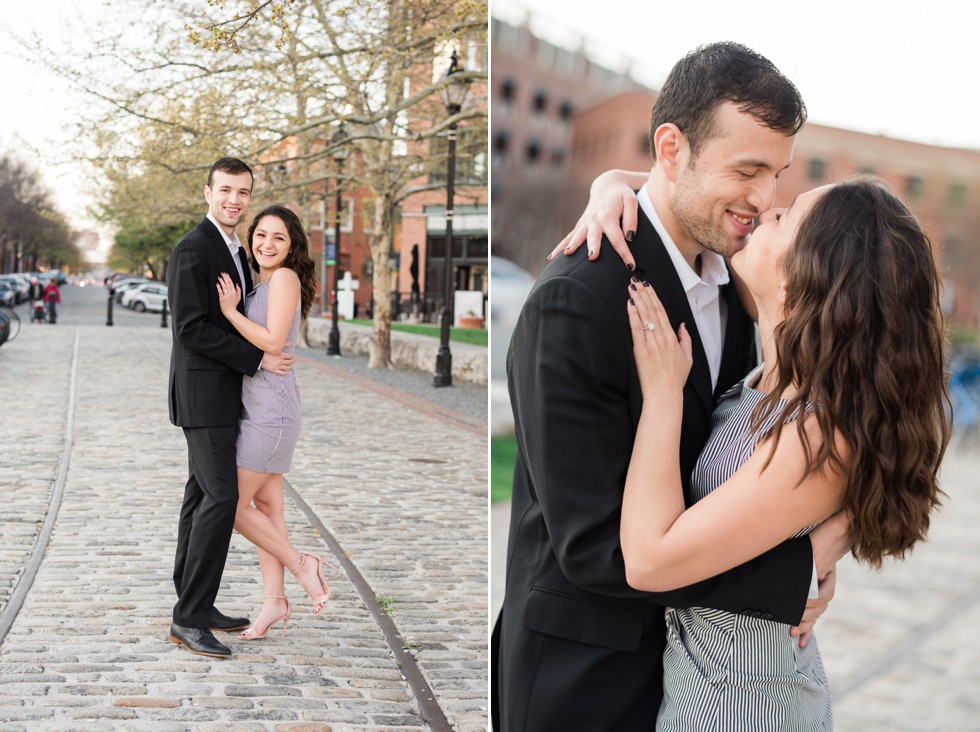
[{"x1": 234, "y1": 468, "x2": 333, "y2": 614}]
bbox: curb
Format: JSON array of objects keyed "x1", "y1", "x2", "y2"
[{"x1": 305, "y1": 317, "x2": 488, "y2": 385}]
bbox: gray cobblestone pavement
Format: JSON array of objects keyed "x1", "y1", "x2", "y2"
[
  {"x1": 0, "y1": 317, "x2": 488, "y2": 731},
  {"x1": 491, "y1": 443, "x2": 980, "y2": 731}
]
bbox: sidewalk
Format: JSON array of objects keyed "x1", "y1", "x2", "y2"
[
  {"x1": 491, "y1": 447, "x2": 980, "y2": 731},
  {"x1": 0, "y1": 323, "x2": 488, "y2": 731}
]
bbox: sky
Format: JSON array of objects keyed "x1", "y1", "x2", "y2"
[
  {"x1": 1, "y1": 0, "x2": 111, "y2": 258},
  {"x1": 493, "y1": 0, "x2": 980, "y2": 151}
]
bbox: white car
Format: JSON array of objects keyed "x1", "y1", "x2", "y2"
[
  {"x1": 111, "y1": 278, "x2": 149, "y2": 303},
  {"x1": 125, "y1": 283, "x2": 169, "y2": 312},
  {"x1": 0, "y1": 275, "x2": 29, "y2": 304}
]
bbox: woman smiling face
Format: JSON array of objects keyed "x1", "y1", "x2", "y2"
[
  {"x1": 250, "y1": 215, "x2": 291, "y2": 272},
  {"x1": 731, "y1": 184, "x2": 830, "y2": 313}
]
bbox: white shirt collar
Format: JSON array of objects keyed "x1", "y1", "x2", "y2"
[
  {"x1": 206, "y1": 211, "x2": 242, "y2": 252},
  {"x1": 635, "y1": 184, "x2": 729, "y2": 293}
]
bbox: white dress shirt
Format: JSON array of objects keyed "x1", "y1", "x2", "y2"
[
  {"x1": 206, "y1": 211, "x2": 247, "y2": 289},
  {"x1": 636, "y1": 185, "x2": 728, "y2": 391}
]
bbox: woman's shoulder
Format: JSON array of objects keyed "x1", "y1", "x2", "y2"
[{"x1": 269, "y1": 267, "x2": 300, "y2": 288}]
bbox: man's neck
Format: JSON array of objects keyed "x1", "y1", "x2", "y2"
[{"x1": 646, "y1": 171, "x2": 704, "y2": 272}]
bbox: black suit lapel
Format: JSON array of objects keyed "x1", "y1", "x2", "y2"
[
  {"x1": 715, "y1": 272, "x2": 758, "y2": 399},
  {"x1": 199, "y1": 217, "x2": 249, "y2": 315},
  {"x1": 630, "y1": 210, "x2": 714, "y2": 417},
  {"x1": 238, "y1": 248, "x2": 253, "y2": 294}
]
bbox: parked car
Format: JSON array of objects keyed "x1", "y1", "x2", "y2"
[
  {"x1": 126, "y1": 282, "x2": 169, "y2": 313},
  {"x1": 111, "y1": 277, "x2": 149, "y2": 303},
  {"x1": 490, "y1": 256, "x2": 537, "y2": 381},
  {"x1": 0, "y1": 275, "x2": 28, "y2": 304},
  {"x1": 0, "y1": 281, "x2": 15, "y2": 307}
]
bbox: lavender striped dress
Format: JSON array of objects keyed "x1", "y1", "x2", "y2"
[
  {"x1": 658, "y1": 365, "x2": 832, "y2": 732},
  {"x1": 236, "y1": 280, "x2": 302, "y2": 474}
]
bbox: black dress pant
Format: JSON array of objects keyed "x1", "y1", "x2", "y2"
[{"x1": 173, "y1": 425, "x2": 239, "y2": 627}]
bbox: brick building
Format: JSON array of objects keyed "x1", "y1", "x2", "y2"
[{"x1": 303, "y1": 43, "x2": 488, "y2": 326}]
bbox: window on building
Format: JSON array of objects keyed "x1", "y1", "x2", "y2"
[
  {"x1": 559, "y1": 100, "x2": 573, "y2": 121},
  {"x1": 808, "y1": 158, "x2": 826, "y2": 182},
  {"x1": 501, "y1": 78, "x2": 515, "y2": 102},
  {"x1": 948, "y1": 182, "x2": 967, "y2": 206},
  {"x1": 493, "y1": 131, "x2": 509, "y2": 168},
  {"x1": 526, "y1": 139, "x2": 542, "y2": 164},
  {"x1": 906, "y1": 175, "x2": 924, "y2": 199},
  {"x1": 533, "y1": 90, "x2": 548, "y2": 115}
]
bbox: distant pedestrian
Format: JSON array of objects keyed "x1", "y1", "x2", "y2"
[
  {"x1": 43, "y1": 279, "x2": 60, "y2": 324},
  {"x1": 28, "y1": 277, "x2": 44, "y2": 303}
]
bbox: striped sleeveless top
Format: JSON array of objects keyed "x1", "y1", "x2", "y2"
[{"x1": 657, "y1": 365, "x2": 832, "y2": 732}]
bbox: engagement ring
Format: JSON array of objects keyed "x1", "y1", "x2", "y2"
[{"x1": 645, "y1": 322, "x2": 656, "y2": 331}]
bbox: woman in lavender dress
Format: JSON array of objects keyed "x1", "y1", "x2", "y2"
[{"x1": 217, "y1": 205, "x2": 333, "y2": 640}]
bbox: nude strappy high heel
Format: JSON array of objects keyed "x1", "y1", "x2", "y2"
[
  {"x1": 292, "y1": 553, "x2": 339, "y2": 615},
  {"x1": 238, "y1": 596, "x2": 292, "y2": 640}
]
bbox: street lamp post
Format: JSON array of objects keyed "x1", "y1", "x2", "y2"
[
  {"x1": 433, "y1": 49, "x2": 472, "y2": 388},
  {"x1": 327, "y1": 125, "x2": 349, "y2": 357}
]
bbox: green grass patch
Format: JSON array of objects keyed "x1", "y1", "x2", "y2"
[
  {"x1": 375, "y1": 596, "x2": 397, "y2": 614},
  {"x1": 349, "y1": 318, "x2": 487, "y2": 347},
  {"x1": 491, "y1": 433, "x2": 517, "y2": 503}
]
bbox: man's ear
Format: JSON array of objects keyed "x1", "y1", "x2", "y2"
[
  {"x1": 653, "y1": 123, "x2": 687, "y2": 183},
  {"x1": 204, "y1": 185, "x2": 212, "y2": 204}
]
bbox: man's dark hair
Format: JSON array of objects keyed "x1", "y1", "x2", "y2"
[
  {"x1": 649, "y1": 42, "x2": 806, "y2": 161},
  {"x1": 207, "y1": 157, "x2": 254, "y2": 188}
]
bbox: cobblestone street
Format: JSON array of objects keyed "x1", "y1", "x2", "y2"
[{"x1": 0, "y1": 304, "x2": 488, "y2": 731}]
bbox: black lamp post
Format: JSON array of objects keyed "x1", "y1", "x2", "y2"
[
  {"x1": 433, "y1": 49, "x2": 472, "y2": 388},
  {"x1": 327, "y1": 125, "x2": 349, "y2": 357}
]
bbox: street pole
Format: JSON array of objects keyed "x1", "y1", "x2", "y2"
[
  {"x1": 327, "y1": 158, "x2": 344, "y2": 356},
  {"x1": 327, "y1": 126, "x2": 349, "y2": 357},
  {"x1": 433, "y1": 116, "x2": 458, "y2": 387},
  {"x1": 433, "y1": 50, "x2": 471, "y2": 388},
  {"x1": 320, "y1": 194, "x2": 328, "y2": 317}
]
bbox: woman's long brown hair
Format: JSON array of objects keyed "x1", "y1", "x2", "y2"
[
  {"x1": 752, "y1": 177, "x2": 951, "y2": 568},
  {"x1": 247, "y1": 205, "x2": 318, "y2": 319}
]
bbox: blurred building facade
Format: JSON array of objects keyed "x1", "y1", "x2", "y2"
[
  {"x1": 492, "y1": 14, "x2": 980, "y2": 330},
  {"x1": 397, "y1": 38, "x2": 489, "y2": 324}
]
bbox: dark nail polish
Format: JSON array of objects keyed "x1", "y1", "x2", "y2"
[
  {"x1": 642, "y1": 280, "x2": 651, "y2": 287},
  {"x1": 631, "y1": 275, "x2": 640, "y2": 283},
  {"x1": 626, "y1": 230, "x2": 635, "y2": 242},
  {"x1": 627, "y1": 263, "x2": 635, "y2": 271},
  {"x1": 628, "y1": 297, "x2": 635, "y2": 306},
  {"x1": 629, "y1": 283, "x2": 638, "y2": 292},
  {"x1": 588, "y1": 249, "x2": 595, "y2": 258},
  {"x1": 564, "y1": 245, "x2": 572, "y2": 252},
  {"x1": 547, "y1": 253, "x2": 554, "y2": 261}
]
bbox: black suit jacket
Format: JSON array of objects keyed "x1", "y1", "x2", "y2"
[
  {"x1": 492, "y1": 209, "x2": 814, "y2": 731},
  {"x1": 167, "y1": 217, "x2": 262, "y2": 427}
]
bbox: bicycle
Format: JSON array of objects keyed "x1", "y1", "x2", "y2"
[{"x1": 0, "y1": 306, "x2": 21, "y2": 343}]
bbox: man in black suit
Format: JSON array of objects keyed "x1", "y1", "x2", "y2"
[
  {"x1": 492, "y1": 43, "x2": 850, "y2": 730},
  {"x1": 166, "y1": 157, "x2": 295, "y2": 658}
]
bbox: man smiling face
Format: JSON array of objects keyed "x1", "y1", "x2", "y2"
[
  {"x1": 204, "y1": 169, "x2": 253, "y2": 236},
  {"x1": 670, "y1": 101, "x2": 795, "y2": 259}
]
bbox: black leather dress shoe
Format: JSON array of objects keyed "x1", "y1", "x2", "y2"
[
  {"x1": 168, "y1": 623, "x2": 232, "y2": 658},
  {"x1": 209, "y1": 608, "x2": 250, "y2": 632}
]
